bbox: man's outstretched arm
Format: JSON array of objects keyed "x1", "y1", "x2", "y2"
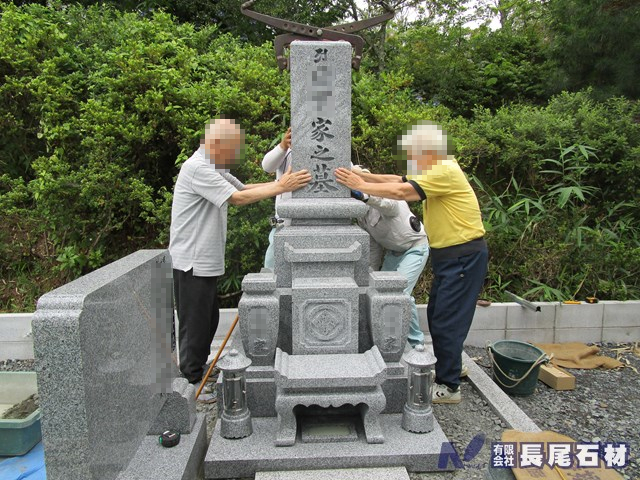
[{"x1": 335, "y1": 167, "x2": 422, "y2": 202}]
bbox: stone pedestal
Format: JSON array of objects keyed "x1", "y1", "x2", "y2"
[
  {"x1": 239, "y1": 273, "x2": 280, "y2": 366},
  {"x1": 205, "y1": 39, "x2": 450, "y2": 479}
]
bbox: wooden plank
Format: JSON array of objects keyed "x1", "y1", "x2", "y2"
[{"x1": 538, "y1": 364, "x2": 576, "y2": 390}]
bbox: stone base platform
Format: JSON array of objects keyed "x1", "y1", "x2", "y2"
[
  {"x1": 205, "y1": 414, "x2": 453, "y2": 479},
  {"x1": 117, "y1": 413, "x2": 207, "y2": 480}
]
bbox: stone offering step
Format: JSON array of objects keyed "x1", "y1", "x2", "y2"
[{"x1": 274, "y1": 346, "x2": 386, "y2": 389}]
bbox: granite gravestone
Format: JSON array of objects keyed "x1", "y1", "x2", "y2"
[
  {"x1": 290, "y1": 41, "x2": 351, "y2": 198},
  {"x1": 206, "y1": 40, "x2": 449, "y2": 479},
  {"x1": 32, "y1": 250, "x2": 206, "y2": 480}
]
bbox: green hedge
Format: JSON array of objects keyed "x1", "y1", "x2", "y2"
[{"x1": 0, "y1": 2, "x2": 638, "y2": 312}]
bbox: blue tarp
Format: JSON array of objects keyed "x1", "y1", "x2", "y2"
[{"x1": 0, "y1": 442, "x2": 46, "y2": 480}]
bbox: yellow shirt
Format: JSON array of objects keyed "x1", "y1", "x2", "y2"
[{"x1": 406, "y1": 157, "x2": 485, "y2": 249}]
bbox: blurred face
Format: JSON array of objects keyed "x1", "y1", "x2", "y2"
[
  {"x1": 202, "y1": 120, "x2": 245, "y2": 168},
  {"x1": 407, "y1": 150, "x2": 442, "y2": 174},
  {"x1": 205, "y1": 137, "x2": 242, "y2": 167}
]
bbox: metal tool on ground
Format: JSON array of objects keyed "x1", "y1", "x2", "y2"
[
  {"x1": 195, "y1": 314, "x2": 239, "y2": 401},
  {"x1": 504, "y1": 290, "x2": 541, "y2": 312},
  {"x1": 159, "y1": 430, "x2": 180, "y2": 448},
  {"x1": 240, "y1": 0, "x2": 394, "y2": 70}
]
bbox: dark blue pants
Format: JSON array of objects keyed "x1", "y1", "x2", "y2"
[
  {"x1": 427, "y1": 248, "x2": 488, "y2": 389},
  {"x1": 173, "y1": 269, "x2": 219, "y2": 384}
]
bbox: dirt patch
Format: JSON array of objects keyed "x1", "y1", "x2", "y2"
[{"x1": 2, "y1": 393, "x2": 39, "y2": 420}]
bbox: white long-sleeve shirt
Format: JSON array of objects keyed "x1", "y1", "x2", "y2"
[{"x1": 262, "y1": 144, "x2": 292, "y2": 222}]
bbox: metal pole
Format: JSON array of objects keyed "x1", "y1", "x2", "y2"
[
  {"x1": 504, "y1": 291, "x2": 541, "y2": 312},
  {"x1": 196, "y1": 314, "x2": 240, "y2": 400}
]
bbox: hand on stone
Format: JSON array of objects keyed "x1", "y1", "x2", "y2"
[
  {"x1": 279, "y1": 166, "x2": 311, "y2": 192},
  {"x1": 335, "y1": 167, "x2": 364, "y2": 190},
  {"x1": 280, "y1": 127, "x2": 292, "y2": 151}
]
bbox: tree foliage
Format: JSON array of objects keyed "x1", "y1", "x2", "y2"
[
  {"x1": 0, "y1": 1, "x2": 639, "y2": 312},
  {"x1": 547, "y1": 0, "x2": 640, "y2": 99}
]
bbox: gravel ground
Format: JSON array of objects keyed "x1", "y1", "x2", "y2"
[
  {"x1": 3, "y1": 342, "x2": 637, "y2": 479},
  {"x1": 465, "y1": 342, "x2": 639, "y2": 480}
]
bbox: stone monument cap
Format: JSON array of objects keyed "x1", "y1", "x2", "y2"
[
  {"x1": 218, "y1": 349, "x2": 252, "y2": 372},
  {"x1": 402, "y1": 344, "x2": 437, "y2": 368}
]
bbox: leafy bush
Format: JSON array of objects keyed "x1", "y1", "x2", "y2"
[
  {"x1": 385, "y1": 24, "x2": 553, "y2": 117},
  {"x1": 1, "y1": 2, "x2": 638, "y2": 312},
  {"x1": 455, "y1": 90, "x2": 640, "y2": 211},
  {"x1": 0, "y1": 3, "x2": 287, "y2": 310}
]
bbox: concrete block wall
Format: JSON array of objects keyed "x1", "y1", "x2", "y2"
[
  {"x1": 2, "y1": 302, "x2": 639, "y2": 358},
  {"x1": 451, "y1": 300, "x2": 640, "y2": 346},
  {"x1": 0, "y1": 313, "x2": 34, "y2": 360}
]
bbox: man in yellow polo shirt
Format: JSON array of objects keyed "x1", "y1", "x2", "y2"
[{"x1": 335, "y1": 121, "x2": 488, "y2": 404}]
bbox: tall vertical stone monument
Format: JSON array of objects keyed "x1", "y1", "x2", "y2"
[{"x1": 205, "y1": 40, "x2": 450, "y2": 479}]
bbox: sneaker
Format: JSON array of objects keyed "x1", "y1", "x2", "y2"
[
  {"x1": 460, "y1": 364, "x2": 469, "y2": 378},
  {"x1": 432, "y1": 383, "x2": 461, "y2": 404}
]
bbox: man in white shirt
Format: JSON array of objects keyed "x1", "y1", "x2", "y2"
[
  {"x1": 169, "y1": 119, "x2": 310, "y2": 387},
  {"x1": 261, "y1": 127, "x2": 291, "y2": 270}
]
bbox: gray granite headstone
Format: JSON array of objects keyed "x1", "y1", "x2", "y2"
[
  {"x1": 32, "y1": 250, "x2": 199, "y2": 480},
  {"x1": 290, "y1": 40, "x2": 351, "y2": 198},
  {"x1": 207, "y1": 34, "x2": 452, "y2": 478}
]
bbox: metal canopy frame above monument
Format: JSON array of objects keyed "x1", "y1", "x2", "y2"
[{"x1": 240, "y1": 0, "x2": 395, "y2": 69}]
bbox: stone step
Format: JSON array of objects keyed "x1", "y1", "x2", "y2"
[
  {"x1": 274, "y1": 346, "x2": 386, "y2": 388},
  {"x1": 116, "y1": 413, "x2": 207, "y2": 480},
  {"x1": 255, "y1": 466, "x2": 410, "y2": 480}
]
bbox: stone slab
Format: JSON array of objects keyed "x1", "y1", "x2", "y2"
[
  {"x1": 368, "y1": 271, "x2": 408, "y2": 291},
  {"x1": 466, "y1": 330, "x2": 506, "y2": 347},
  {"x1": 471, "y1": 304, "x2": 507, "y2": 331},
  {"x1": 277, "y1": 198, "x2": 367, "y2": 220},
  {"x1": 602, "y1": 326, "x2": 640, "y2": 342},
  {"x1": 116, "y1": 413, "x2": 207, "y2": 480},
  {"x1": 148, "y1": 377, "x2": 197, "y2": 435},
  {"x1": 256, "y1": 466, "x2": 410, "y2": 480},
  {"x1": 290, "y1": 41, "x2": 351, "y2": 199},
  {"x1": 292, "y1": 277, "x2": 359, "y2": 355},
  {"x1": 273, "y1": 226, "x2": 370, "y2": 289},
  {"x1": 274, "y1": 347, "x2": 386, "y2": 389},
  {"x1": 602, "y1": 300, "x2": 640, "y2": 327},
  {"x1": 554, "y1": 327, "x2": 602, "y2": 344},
  {"x1": 505, "y1": 328, "x2": 555, "y2": 344},
  {"x1": 462, "y1": 351, "x2": 540, "y2": 433},
  {"x1": 555, "y1": 303, "x2": 603, "y2": 329},
  {"x1": 506, "y1": 303, "x2": 556, "y2": 330},
  {"x1": 32, "y1": 249, "x2": 175, "y2": 480},
  {"x1": 205, "y1": 414, "x2": 451, "y2": 479}
]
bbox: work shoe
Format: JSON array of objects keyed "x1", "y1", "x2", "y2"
[
  {"x1": 432, "y1": 383, "x2": 461, "y2": 404},
  {"x1": 192, "y1": 381, "x2": 216, "y2": 403}
]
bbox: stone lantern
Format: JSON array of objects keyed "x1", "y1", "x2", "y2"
[
  {"x1": 401, "y1": 344, "x2": 436, "y2": 433},
  {"x1": 217, "y1": 349, "x2": 252, "y2": 439}
]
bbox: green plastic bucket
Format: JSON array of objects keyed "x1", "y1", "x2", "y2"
[{"x1": 487, "y1": 340, "x2": 548, "y2": 396}]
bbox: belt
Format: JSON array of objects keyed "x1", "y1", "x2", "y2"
[{"x1": 430, "y1": 237, "x2": 487, "y2": 262}]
